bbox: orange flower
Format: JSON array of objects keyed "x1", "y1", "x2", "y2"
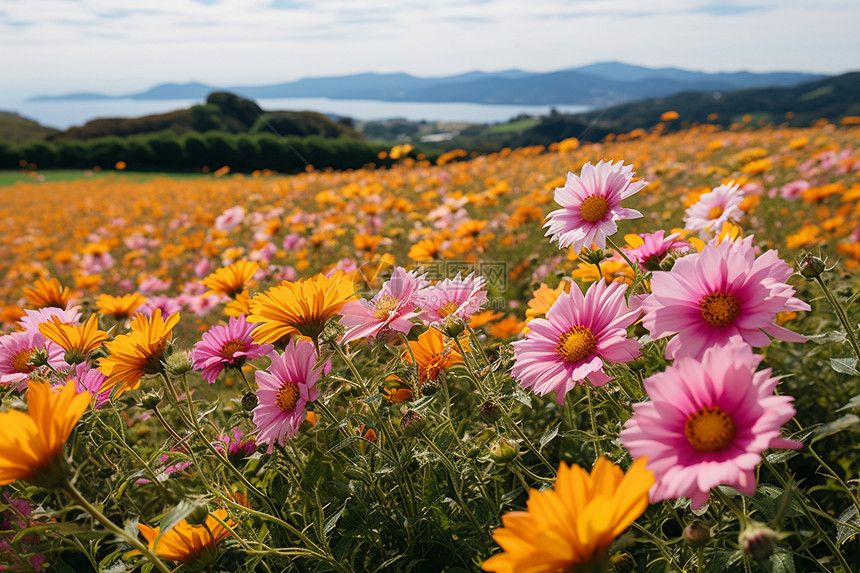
[
  {"x1": 138, "y1": 509, "x2": 237, "y2": 568},
  {"x1": 0, "y1": 380, "x2": 90, "y2": 488},
  {"x1": 96, "y1": 293, "x2": 147, "y2": 320},
  {"x1": 403, "y1": 329, "x2": 464, "y2": 385},
  {"x1": 39, "y1": 313, "x2": 109, "y2": 362},
  {"x1": 408, "y1": 239, "x2": 441, "y2": 262},
  {"x1": 24, "y1": 278, "x2": 72, "y2": 309},
  {"x1": 202, "y1": 260, "x2": 260, "y2": 298}
]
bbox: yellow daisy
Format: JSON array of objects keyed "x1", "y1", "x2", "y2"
[
  {"x1": 24, "y1": 277, "x2": 72, "y2": 309},
  {"x1": 98, "y1": 309, "x2": 180, "y2": 396},
  {"x1": 0, "y1": 380, "x2": 90, "y2": 487},
  {"x1": 202, "y1": 260, "x2": 260, "y2": 298},
  {"x1": 483, "y1": 457, "x2": 654, "y2": 573},
  {"x1": 248, "y1": 271, "x2": 357, "y2": 343},
  {"x1": 95, "y1": 293, "x2": 147, "y2": 321},
  {"x1": 39, "y1": 313, "x2": 109, "y2": 362}
]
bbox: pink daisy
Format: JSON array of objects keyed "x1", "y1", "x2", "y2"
[
  {"x1": 252, "y1": 339, "x2": 329, "y2": 452},
  {"x1": 511, "y1": 280, "x2": 641, "y2": 404},
  {"x1": 625, "y1": 231, "x2": 689, "y2": 271},
  {"x1": 339, "y1": 267, "x2": 426, "y2": 343},
  {"x1": 214, "y1": 427, "x2": 258, "y2": 465},
  {"x1": 544, "y1": 160, "x2": 646, "y2": 253},
  {"x1": 0, "y1": 329, "x2": 68, "y2": 390},
  {"x1": 18, "y1": 306, "x2": 81, "y2": 333},
  {"x1": 683, "y1": 182, "x2": 744, "y2": 232},
  {"x1": 641, "y1": 235, "x2": 810, "y2": 360},
  {"x1": 69, "y1": 362, "x2": 112, "y2": 407},
  {"x1": 619, "y1": 341, "x2": 801, "y2": 510},
  {"x1": 191, "y1": 316, "x2": 273, "y2": 384},
  {"x1": 416, "y1": 272, "x2": 488, "y2": 324}
]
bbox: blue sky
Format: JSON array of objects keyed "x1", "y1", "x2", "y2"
[{"x1": 1, "y1": 0, "x2": 857, "y2": 103}]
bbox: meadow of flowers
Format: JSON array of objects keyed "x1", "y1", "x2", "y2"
[{"x1": 1, "y1": 120, "x2": 859, "y2": 572}]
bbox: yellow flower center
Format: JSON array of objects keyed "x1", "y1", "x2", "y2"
[
  {"x1": 699, "y1": 292, "x2": 739, "y2": 327},
  {"x1": 372, "y1": 295, "x2": 399, "y2": 320},
  {"x1": 276, "y1": 382, "x2": 300, "y2": 412},
  {"x1": 556, "y1": 326, "x2": 598, "y2": 364},
  {"x1": 220, "y1": 339, "x2": 246, "y2": 360},
  {"x1": 11, "y1": 349, "x2": 35, "y2": 373},
  {"x1": 579, "y1": 195, "x2": 610, "y2": 223},
  {"x1": 685, "y1": 406, "x2": 736, "y2": 452},
  {"x1": 707, "y1": 206, "x2": 725, "y2": 220},
  {"x1": 421, "y1": 357, "x2": 447, "y2": 382},
  {"x1": 437, "y1": 301, "x2": 459, "y2": 318}
]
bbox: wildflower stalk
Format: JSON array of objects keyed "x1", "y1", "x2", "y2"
[
  {"x1": 63, "y1": 478, "x2": 172, "y2": 573},
  {"x1": 811, "y1": 275, "x2": 860, "y2": 363},
  {"x1": 711, "y1": 488, "x2": 749, "y2": 526},
  {"x1": 585, "y1": 385, "x2": 602, "y2": 459}
]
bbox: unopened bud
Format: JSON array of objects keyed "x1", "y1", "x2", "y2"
[
  {"x1": 140, "y1": 391, "x2": 162, "y2": 410},
  {"x1": 241, "y1": 392, "x2": 258, "y2": 411},
  {"x1": 798, "y1": 253, "x2": 826, "y2": 279},
  {"x1": 489, "y1": 438, "x2": 519, "y2": 464},
  {"x1": 684, "y1": 520, "x2": 711, "y2": 546},
  {"x1": 440, "y1": 317, "x2": 466, "y2": 338},
  {"x1": 739, "y1": 524, "x2": 778, "y2": 562},
  {"x1": 419, "y1": 379, "x2": 438, "y2": 396},
  {"x1": 399, "y1": 410, "x2": 426, "y2": 437},
  {"x1": 581, "y1": 247, "x2": 611, "y2": 265},
  {"x1": 165, "y1": 351, "x2": 194, "y2": 376},
  {"x1": 29, "y1": 348, "x2": 50, "y2": 368}
]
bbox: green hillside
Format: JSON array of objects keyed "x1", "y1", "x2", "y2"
[{"x1": 0, "y1": 111, "x2": 60, "y2": 144}]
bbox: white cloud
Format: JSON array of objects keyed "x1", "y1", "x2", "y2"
[{"x1": 0, "y1": 0, "x2": 857, "y2": 104}]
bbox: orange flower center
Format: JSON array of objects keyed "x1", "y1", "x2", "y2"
[
  {"x1": 556, "y1": 326, "x2": 597, "y2": 364},
  {"x1": 420, "y1": 356, "x2": 447, "y2": 382},
  {"x1": 437, "y1": 301, "x2": 459, "y2": 318},
  {"x1": 685, "y1": 406, "x2": 736, "y2": 452},
  {"x1": 700, "y1": 292, "x2": 739, "y2": 327},
  {"x1": 707, "y1": 206, "x2": 725, "y2": 220},
  {"x1": 276, "y1": 382, "x2": 300, "y2": 412},
  {"x1": 220, "y1": 339, "x2": 246, "y2": 360},
  {"x1": 11, "y1": 349, "x2": 35, "y2": 373},
  {"x1": 579, "y1": 195, "x2": 610, "y2": 223},
  {"x1": 372, "y1": 295, "x2": 399, "y2": 320}
]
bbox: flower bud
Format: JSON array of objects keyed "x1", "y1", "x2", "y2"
[
  {"x1": 684, "y1": 520, "x2": 711, "y2": 546},
  {"x1": 63, "y1": 349, "x2": 87, "y2": 366},
  {"x1": 440, "y1": 317, "x2": 466, "y2": 338},
  {"x1": 580, "y1": 247, "x2": 611, "y2": 265},
  {"x1": 399, "y1": 410, "x2": 426, "y2": 437},
  {"x1": 418, "y1": 379, "x2": 438, "y2": 396},
  {"x1": 140, "y1": 391, "x2": 162, "y2": 410},
  {"x1": 489, "y1": 438, "x2": 519, "y2": 464},
  {"x1": 241, "y1": 392, "x2": 258, "y2": 411},
  {"x1": 29, "y1": 348, "x2": 50, "y2": 368},
  {"x1": 165, "y1": 351, "x2": 194, "y2": 376},
  {"x1": 739, "y1": 523, "x2": 777, "y2": 562},
  {"x1": 798, "y1": 253, "x2": 826, "y2": 279}
]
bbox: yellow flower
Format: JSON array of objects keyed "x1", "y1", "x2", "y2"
[
  {"x1": 0, "y1": 380, "x2": 90, "y2": 487},
  {"x1": 39, "y1": 313, "x2": 109, "y2": 362},
  {"x1": 526, "y1": 281, "x2": 572, "y2": 323},
  {"x1": 403, "y1": 328, "x2": 464, "y2": 385},
  {"x1": 202, "y1": 260, "x2": 260, "y2": 298},
  {"x1": 224, "y1": 290, "x2": 253, "y2": 318},
  {"x1": 248, "y1": 271, "x2": 357, "y2": 343},
  {"x1": 24, "y1": 277, "x2": 72, "y2": 309},
  {"x1": 96, "y1": 293, "x2": 147, "y2": 321},
  {"x1": 483, "y1": 457, "x2": 654, "y2": 573},
  {"x1": 137, "y1": 509, "x2": 237, "y2": 568},
  {"x1": 408, "y1": 239, "x2": 442, "y2": 262},
  {"x1": 98, "y1": 310, "x2": 180, "y2": 396}
]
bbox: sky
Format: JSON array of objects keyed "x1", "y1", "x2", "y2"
[{"x1": 1, "y1": 0, "x2": 858, "y2": 105}]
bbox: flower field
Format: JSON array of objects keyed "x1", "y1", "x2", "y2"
[{"x1": 1, "y1": 121, "x2": 859, "y2": 572}]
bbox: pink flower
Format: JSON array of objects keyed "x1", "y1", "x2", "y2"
[
  {"x1": 416, "y1": 272, "x2": 488, "y2": 324},
  {"x1": 641, "y1": 235, "x2": 810, "y2": 360},
  {"x1": 214, "y1": 427, "x2": 258, "y2": 465},
  {"x1": 191, "y1": 316, "x2": 273, "y2": 383},
  {"x1": 625, "y1": 231, "x2": 689, "y2": 271},
  {"x1": 339, "y1": 267, "x2": 425, "y2": 343},
  {"x1": 511, "y1": 280, "x2": 641, "y2": 404},
  {"x1": 18, "y1": 306, "x2": 81, "y2": 332},
  {"x1": 684, "y1": 182, "x2": 744, "y2": 232},
  {"x1": 138, "y1": 296, "x2": 184, "y2": 317},
  {"x1": 0, "y1": 329, "x2": 68, "y2": 390},
  {"x1": 544, "y1": 160, "x2": 646, "y2": 253},
  {"x1": 620, "y1": 342, "x2": 801, "y2": 510},
  {"x1": 215, "y1": 206, "x2": 245, "y2": 232},
  {"x1": 252, "y1": 339, "x2": 328, "y2": 452},
  {"x1": 69, "y1": 362, "x2": 111, "y2": 407}
]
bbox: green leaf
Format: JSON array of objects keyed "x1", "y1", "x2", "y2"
[
  {"x1": 763, "y1": 550, "x2": 795, "y2": 573},
  {"x1": 808, "y1": 331, "x2": 846, "y2": 344},
  {"x1": 704, "y1": 549, "x2": 742, "y2": 573},
  {"x1": 836, "y1": 506, "x2": 860, "y2": 545},
  {"x1": 810, "y1": 414, "x2": 860, "y2": 442},
  {"x1": 836, "y1": 394, "x2": 860, "y2": 412},
  {"x1": 830, "y1": 357, "x2": 859, "y2": 376},
  {"x1": 539, "y1": 422, "x2": 560, "y2": 451},
  {"x1": 153, "y1": 501, "x2": 196, "y2": 547},
  {"x1": 323, "y1": 500, "x2": 348, "y2": 537}
]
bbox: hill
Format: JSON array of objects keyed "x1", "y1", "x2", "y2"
[
  {"x1": 0, "y1": 111, "x2": 60, "y2": 144},
  {"x1": 29, "y1": 63, "x2": 824, "y2": 107}
]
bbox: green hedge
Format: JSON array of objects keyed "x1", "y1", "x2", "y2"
[{"x1": 0, "y1": 130, "x2": 413, "y2": 173}]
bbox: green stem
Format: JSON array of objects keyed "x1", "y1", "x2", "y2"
[
  {"x1": 814, "y1": 275, "x2": 860, "y2": 363},
  {"x1": 63, "y1": 479, "x2": 172, "y2": 573},
  {"x1": 586, "y1": 385, "x2": 602, "y2": 459},
  {"x1": 712, "y1": 487, "x2": 749, "y2": 526}
]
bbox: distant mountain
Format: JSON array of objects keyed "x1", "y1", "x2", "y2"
[
  {"x1": 0, "y1": 111, "x2": 60, "y2": 143},
  {"x1": 29, "y1": 63, "x2": 827, "y2": 106}
]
